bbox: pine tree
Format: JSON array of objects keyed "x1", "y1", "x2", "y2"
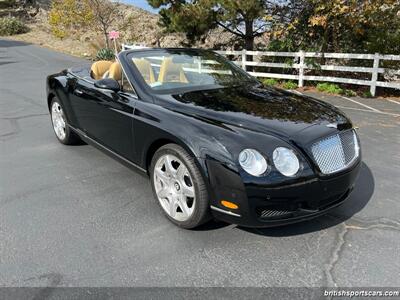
[{"x1": 148, "y1": 0, "x2": 294, "y2": 51}]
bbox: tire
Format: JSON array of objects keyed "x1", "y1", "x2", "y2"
[
  {"x1": 50, "y1": 97, "x2": 81, "y2": 145},
  {"x1": 150, "y1": 143, "x2": 211, "y2": 229}
]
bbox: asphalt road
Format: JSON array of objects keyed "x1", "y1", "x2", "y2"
[{"x1": 1, "y1": 39, "x2": 400, "y2": 288}]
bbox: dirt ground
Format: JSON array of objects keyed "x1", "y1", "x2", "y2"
[{"x1": 4, "y1": 24, "x2": 95, "y2": 58}]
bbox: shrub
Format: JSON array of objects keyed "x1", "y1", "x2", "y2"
[
  {"x1": 48, "y1": 0, "x2": 93, "y2": 40},
  {"x1": 343, "y1": 89, "x2": 357, "y2": 97},
  {"x1": 316, "y1": 83, "x2": 343, "y2": 94},
  {"x1": 363, "y1": 91, "x2": 373, "y2": 98},
  {"x1": 282, "y1": 80, "x2": 297, "y2": 90},
  {"x1": 0, "y1": 17, "x2": 29, "y2": 36},
  {"x1": 263, "y1": 78, "x2": 279, "y2": 86},
  {"x1": 316, "y1": 82, "x2": 359, "y2": 96},
  {"x1": 95, "y1": 48, "x2": 114, "y2": 61}
]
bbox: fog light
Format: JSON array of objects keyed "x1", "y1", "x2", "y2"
[{"x1": 221, "y1": 200, "x2": 239, "y2": 210}]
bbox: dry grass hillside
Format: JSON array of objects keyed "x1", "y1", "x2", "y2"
[{"x1": 1, "y1": 0, "x2": 235, "y2": 58}]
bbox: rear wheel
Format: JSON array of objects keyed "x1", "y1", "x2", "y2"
[
  {"x1": 150, "y1": 144, "x2": 210, "y2": 229},
  {"x1": 50, "y1": 98, "x2": 81, "y2": 145}
]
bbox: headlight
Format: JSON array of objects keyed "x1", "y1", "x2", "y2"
[
  {"x1": 273, "y1": 147, "x2": 300, "y2": 177},
  {"x1": 238, "y1": 149, "x2": 268, "y2": 177}
]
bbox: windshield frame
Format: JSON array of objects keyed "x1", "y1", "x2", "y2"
[{"x1": 122, "y1": 48, "x2": 259, "y2": 95}]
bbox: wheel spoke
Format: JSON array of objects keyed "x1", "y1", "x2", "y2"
[
  {"x1": 164, "y1": 155, "x2": 176, "y2": 177},
  {"x1": 182, "y1": 184, "x2": 194, "y2": 198},
  {"x1": 157, "y1": 186, "x2": 169, "y2": 199},
  {"x1": 177, "y1": 196, "x2": 190, "y2": 217},
  {"x1": 56, "y1": 126, "x2": 61, "y2": 136},
  {"x1": 176, "y1": 164, "x2": 188, "y2": 181},
  {"x1": 169, "y1": 197, "x2": 178, "y2": 218},
  {"x1": 155, "y1": 168, "x2": 169, "y2": 184}
]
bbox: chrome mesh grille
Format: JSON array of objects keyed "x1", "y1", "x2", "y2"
[
  {"x1": 260, "y1": 209, "x2": 292, "y2": 218},
  {"x1": 311, "y1": 130, "x2": 359, "y2": 174}
]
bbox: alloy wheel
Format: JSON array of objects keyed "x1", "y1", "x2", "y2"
[
  {"x1": 153, "y1": 154, "x2": 196, "y2": 222},
  {"x1": 51, "y1": 101, "x2": 66, "y2": 140}
]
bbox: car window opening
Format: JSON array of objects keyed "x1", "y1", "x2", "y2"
[{"x1": 127, "y1": 49, "x2": 257, "y2": 94}]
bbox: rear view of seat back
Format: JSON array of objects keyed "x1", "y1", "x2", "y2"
[
  {"x1": 132, "y1": 58, "x2": 155, "y2": 84},
  {"x1": 108, "y1": 62, "x2": 122, "y2": 81},
  {"x1": 90, "y1": 61, "x2": 113, "y2": 80},
  {"x1": 158, "y1": 57, "x2": 188, "y2": 83}
]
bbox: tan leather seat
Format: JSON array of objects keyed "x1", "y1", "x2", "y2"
[
  {"x1": 132, "y1": 58, "x2": 155, "y2": 84},
  {"x1": 158, "y1": 57, "x2": 188, "y2": 83},
  {"x1": 108, "y1": 62, "x2": 122, "y2": 81},
  {"x1": 90, "y1": 61, "x2": 113, "y2": 80}
]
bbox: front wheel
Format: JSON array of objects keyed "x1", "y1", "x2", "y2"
[
  {"x1": 50, "y1": 97, "x2": 81, "y2": 145},
  {"x1": 150, "y1": 144, "x2": 211, "y2": 229}
]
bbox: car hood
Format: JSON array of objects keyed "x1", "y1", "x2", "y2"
[{"x1": 156, "y1": 85, "x2": 351, "y2": 143}]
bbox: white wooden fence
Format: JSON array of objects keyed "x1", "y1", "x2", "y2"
[{"x1": 217, "y1": 50, "x2": 400, "y2": 96}]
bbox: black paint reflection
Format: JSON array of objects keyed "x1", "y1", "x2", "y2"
[{"x1": 173, "y1": 85, "x2": 348, "y2": 125}]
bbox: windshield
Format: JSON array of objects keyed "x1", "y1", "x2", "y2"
[{"x1": 127, "y1": 49, "x2": 257, "y2": 93}]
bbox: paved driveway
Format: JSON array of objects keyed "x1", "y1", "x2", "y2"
[{"x1": 1, "y1": 39, "x2": 399, "y2": 287}]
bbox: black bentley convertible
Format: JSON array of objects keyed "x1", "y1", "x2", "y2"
[{"x1": 46, "y1": 48, "x2": 361, "y2": 228}]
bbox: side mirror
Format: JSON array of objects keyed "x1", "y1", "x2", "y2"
[{"x1": 94, "y1": 78, "x2": 120, "y2": 92}]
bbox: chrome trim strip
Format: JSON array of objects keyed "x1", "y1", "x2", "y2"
[
  {"x1": 210, "y1": 205, "x2": 241, "y2": 217},
  {"x1": 68, "y1": 125, "x2": 147, "y2": 173}
]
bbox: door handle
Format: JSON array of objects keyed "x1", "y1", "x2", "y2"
[{"x1": 75, "y1": 89, "x2": 84, "y2": 95}]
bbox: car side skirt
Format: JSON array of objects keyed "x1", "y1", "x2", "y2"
[{"x1": 68, "y1": 125, "x2": 148, "y2": 175}]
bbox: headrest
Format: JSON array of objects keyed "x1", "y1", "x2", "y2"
[
  {"x1": 158, "y1": 57, "x2": 188, "y2": 83},
  {"x1": 108, "y1": 62, "x2": 122, "y2": 81},
  {"x1": 90, "y1": 60, "x2": 113, "y2": 80},
  {"x1": 132, "y1": 58, "x2": 155, "y2": 84}
]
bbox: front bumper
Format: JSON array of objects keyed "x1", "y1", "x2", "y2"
[{"x1": 206, "y1": 158, "x2": 361, "y2": 228}]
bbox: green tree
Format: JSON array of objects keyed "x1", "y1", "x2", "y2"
[
  {"x1": 147, "y1": 0, "x2": 294, "y2": 51},
  {"x1": 49, "y1": 0, "x2": 123, "y2": 48},
  {"x1": 269, "y1": 0, "x2": 400, "y2": 54}
]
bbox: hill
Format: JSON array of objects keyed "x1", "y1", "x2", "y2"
[{"x1": 0, "y1": 0, "x2": 234, "y2": 58}]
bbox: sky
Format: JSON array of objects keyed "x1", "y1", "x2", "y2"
[{"x1": 121, "y1": 0, "x2": 159, "y2": 13}]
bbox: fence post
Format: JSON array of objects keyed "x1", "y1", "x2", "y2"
[
  {"x1": 370, "y1": 53, "x2": 380, "y2": 96},
  {"x1": 242, "y1": 49, "x2": 247, "y2": 71},
  {"x1": 298, "y1": 50, "x2": 305, "y2": 87}
]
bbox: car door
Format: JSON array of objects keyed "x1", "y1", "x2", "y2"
[{"x1": 69, "y1": 77, "x2": 136, "y2": 162}]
